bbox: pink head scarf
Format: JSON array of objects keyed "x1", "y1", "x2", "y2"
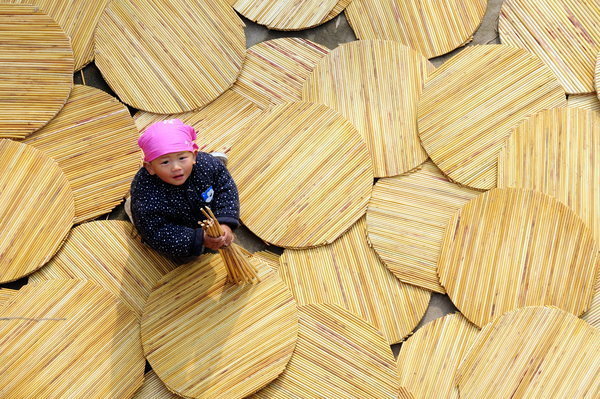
[{"x1": 138, "y1": 119, "x2": 199, "y2": 162}]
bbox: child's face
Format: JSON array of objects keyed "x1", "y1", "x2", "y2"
[{"x1": 144, "y1": 151, "x2": 197, "y2": 185}]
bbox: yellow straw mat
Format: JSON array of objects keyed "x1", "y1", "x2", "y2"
[
  {"x1": 457, "y1": 306, "x2": 600, "y2": 398},
  {"x1": 251, "y1": 303, "x2": 411, "y2": 399},
  {"x1": 232, "y1": 38, "x2": 329, "y2": 110},
  {"x1": 0, "y1": 3, "x2": 73, "y2": 139},
  {"x1": 397, "y1": 313, "x2": 479, "y2": 399},
  {"x1": 95, "y1": 0, "x2": 246, "y2": 114},
  {"x1": 438, "y1": 188, "x2": 599, "y2": 328},
  {"x1": 582, "y1": 277, "x2": 599, "y2": 328},
  {"x1": 366, "y1": 160, "x2": 481, "y2": 293},
  {"x1": 567, "y1": 94, "x2": 600, "y2": 112},
  {"x1": 0, "y1": 280, "x2": 144, "y2": 398},
  {"x1": 229, "y1": 101, "x2": 374, "y2": 248},
  {"x1": 23, "y1": 85, "x2": 140, "y2": 223},
  {"x1": 5, "y1": 0, "x2": 111, "y2": 70},
  {"x1": 134, "y1": 90, "x2": 263, "y2": 154},
  {"x1": 131, "y1": 371, "x2": 179, "y2": 399},
  {"x1": 418, "y1": 45, "x2": 566, "y2": 190},
  {"x1": 0, "y1": 288, "x2": 16, "y2": 311},
  {"x1": 499, "y1": 0, "x2": 600, "y2": 94},
  {"x1": 345, "y1": 0, "x2": 487, "y2": 58},
  {"x1": 253, "y1": 250, "x2": 281, "y2": 270},
  {"x1": 303, "y1": 40, "x2": 433, "y2": 177},
  {"x1": 498, "y1": 108, "x2": 600, "y2": 244},
  {"x1": 142, "y1": 253, "x2": 298, "y2": 398},
  {"x1": 596, "y1": 51, "x2": 600, "y2": 96},
  {"x1": 29, "y1": 220, "x2": 177, "y2": 318},
  {"x1": 0, "y1": 140, "x2": 74, "y2": 283},
  {"x1": 280, "y1": 217, "x2": 431, "y2": 344}
]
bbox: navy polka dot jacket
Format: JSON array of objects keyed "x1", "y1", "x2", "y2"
[{"x1": 130, "y1": 152, "x2": 240, "y2": 258}]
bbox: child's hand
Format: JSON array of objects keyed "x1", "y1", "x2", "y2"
[{"x1": 203, "y1": 225, "x2": 234, "y2": 250}]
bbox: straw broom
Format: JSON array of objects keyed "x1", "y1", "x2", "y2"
[{"x1": 199, "y1": 207, "x2": 259, "y2": 285}]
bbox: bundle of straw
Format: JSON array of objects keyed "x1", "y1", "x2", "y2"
[{"x1": 199, "y1": 207, "x2": 259, "y2": 285}]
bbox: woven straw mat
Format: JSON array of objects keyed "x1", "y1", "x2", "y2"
[
  {"x1": 131, "y1": 371, "x2": 179, "y2": 399},
  {"x1": 568, "y1": 94, "x2": 600, "y2": 112},
  {"x1": 582, "y1": 277, "x2": 599, "y2": 328},
  {"x1": 0, "y1": 288, "x2": 16, "y2": 311}
]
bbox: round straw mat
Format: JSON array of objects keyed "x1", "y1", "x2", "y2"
[
  {"x1": 142, "y1": 253, "x2": 298, "y2": 399},
  {"x1": 582, "y1": 276, "x2": 599, "y2": 328},
  {"x1": 456, "y1": 306, "x2": 600, "y2": 398},
  {"x1": 0, "y1": 279, "x2": 144, "y2": 398},
  {"x1": 231, "y1": 38, "x2": 329, "y2": 110},
  {"x1": 397, "y1": 313, "x2": 479, "y2": 399},
  {"x1": 418, "y1": 45, "x2": 566, "y2": 190},
  {"x1": 280, "y1": 217, "x2": 431, "y2": 344},
  {"x1": 23, "y1": 85, "x2": 140, "y2": 223},
  {"x1": 498, "y1": 108, "x2": 600, "y2": 245},
  {"x1": 131, "y1": 371, "x2": 179, "y2": 399},
  {"x1": 367, "y1": 160, "x2": 481, "y2": 293},
  {"x1": 438, "y1": 188, "x2": 599, "y2": 328},
  {"x1": 5, "y1": 0, "x2": 110, "y2": 70},
  {"x1": 0, "y1": 288, "x2": 16, "y2": 312},
  {"x1": 0, "y1": 3, "x2": 73, "y2": 140},
  {"x1": 251, "y1": 303, "x2": 412, "y2": 399},
  {"x1": 227, "y1": 0, "x2": 350, "y2": 31},
  {"x1": 134, "y1": 90, "x2": 263, "y2": 154},
  {"x1": 229, "y1": 101, "x2": 374, "y2": 248},
  {"x1": 499, "y1": 0, "x2": 600, "y2": 95},
  {"x1": 568, "y1": 94, "x2": 600, "y2": 113},
  {"x1": 95, "y1": 0, "x2": 245, "y2": 114},
  {"x1": 345, "y1": 0, "x2": 487, "y2": 59},
  {"x1": 0, "y1": 140, "x2": 74, "y2": 283},
  {"x1": 29, "y1": 220, "x2": 177, "y2": 318},
  {"x1": 302, "y1": 40, "x2": 433, "y2": 178}
]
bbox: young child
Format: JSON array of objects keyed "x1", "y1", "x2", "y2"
[{"x1": 130, "y1": 119, "x2": 239, "y2": 260}]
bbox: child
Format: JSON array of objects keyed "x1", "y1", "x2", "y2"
[{"x1": 130, "y1": 119, "x2": 239, "y2": 260}]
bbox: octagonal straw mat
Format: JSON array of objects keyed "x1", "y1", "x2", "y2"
[
  {"x1": 95, "y1": 0, "x2": 245, "y2": 114},
  {"x1": 302, "y1": 40, "x2": 433, "y2": 178},
  {"x1": 29, "y1": 220, "x2": 177, "y2": 318},
  {"x1": 131, "y1": 371, "x2": 179, "y2": 399},
  {"x1": 0, "y1": 140, "x2": 74, "y2": 283},
  {"x1": 23, "y1": 85, "x2": 140, "y2": 223},
  {"x1": 142, "y1": 253, "x2": 298, "y2": 398},
  {"x1": 499, "y1": 0, "x2": 600, "y2": 94},
  {"x1": 5, "y1": 0, "x2": 111, "y2": 70},
  {"x1": 417, "y1": 45, "x2": 566, "y2": 190},
  {"x1": 596, "y1": 51, "x2": 600, "y2": 96},
  {"x1": 0, "y1": 288, "x2": 16, "y2": 311},
  {"x1": 0, "y1": 279, "x2": 144, "y2": 398},
  {"x1": 456, "y1": 306, "x2": 600, "y2": 398},
  {"x1": 583, "y1": 277, "x2": 599, "y2": 328},
  {"x1": 228, "y1": 101, "x2": 374, "y2": 248},
  {"x1": 438, "y1": 188, "x2": 599, "y2": 328},
  {"x1": 279, "y1": 217, "x2": 431, "y2": 344},
  {"x1": 366, "y1": 160, "x2": 481, "y2": 293},
  {"x1": 568, "y1": 94, "x2": 600, "y2": 112},
  {"x1": 231, "y1": 38, "x2": 329, "y2": 110},
  {"x1": 498, "y1": 108, "x2": 600, "y2": 245},
  {"x1": 251, "y1": 303, "x2": 414, "y2": 399},
  {"x1": 345, "y1": 0, "x2": 487, "y2": 58},
  {"x1": 0, "y1": 3, "x2": 73, "y2": 139},
  {"x1": 397, "y1": 313, "x2": 479, "y2": 399},
  {"x1": 225, "y1": 0, "x2": 350, "y2": 31},
  {"x1": 134, "y1": 89, "x2": 262, "y2": 154}
]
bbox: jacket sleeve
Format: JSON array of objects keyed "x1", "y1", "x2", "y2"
[{"x1": 209, "y1": 157, "x2": 240, "y2": 229}]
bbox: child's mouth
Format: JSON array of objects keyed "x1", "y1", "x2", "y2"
[{"x1": 173, "y1": 174, "x2": 184, "y2": 180}]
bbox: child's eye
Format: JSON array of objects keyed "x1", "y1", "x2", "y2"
[{"x1": 161, "y1": 160, "x2": 169, "y2": 165}]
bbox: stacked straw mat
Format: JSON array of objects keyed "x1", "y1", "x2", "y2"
[
  {"x1": 0, "y1": 280, "x2": 144, "y2": 398},
  {"x1": 397, "y1": 313, "x2": 479, "y2": 399},
  {"x1": 23, "y1": 85, "x2": 140, "y2": 223},
  {"x1": 0, "y1": 288, "x2": 16, "y2": 311},
  {"x1": 438, "y1": 188, "x2": 599, "y2": 328},
  {"x1": 228, "y1": 101, "x2": 374, "y2": 248},
  {"x1": 499, "y1": 0, "x2": 600, "y2": 94},
  {"x1": 0, "y1": 3, "x2": 73, "y2": 139},
  {"x1": 251, "y1": 303, "x2": 413, "y2": 399},
  {"x1": 0, "y1": 140, "x2": 74, "y2": 284},
  {"x1": 417, "y1": 45, "x2": 566, "y2": 190},
  {"x1": 131, "y1": 371, "x2": 179, "y2": 399},
  {"x1": 225, "y1": 0, "x2": 351, "y2": 31},
  {"x1": 498, "y1": 108, "x2": 600, "y2": 244},
  {"x1": 95, "y1": 0, "x2": 246, "y2": 113},
  {"x1": 279, "y1": 217, "x2": 431, "y2": 344},
  {"x1": 582, "y1": 279, "x2": 599, "y2": 328},
  {"x1": 302, "y1": 40, "x2": 433, "y2": 177},
  {"x1": 134, "y1": 90, "x2": 263, "y2": 154},
  {"x1": 568, "y1": 94, "x2": 600, "y2": 112},
  {"x1": 456, "y1": 306, "x2": 600, "y2": 398},
  {"x1": 231, "y1": 38, "x2": 329, "y2": 110},
  {"x1": 5, "y1": 0, "x2": 111, "y2": 70},
  {"x1": 366, "y1": 160, "x2": 481, "y2": 293},
  {"x1": 142, "y1": 253, "x2": 298, "y2": 398},
  {"x1": 344, "y1": 0, "x2": 487, "y2": 58},
  {"x1": 29, "y1": 220, "x2": 177, "y2": 318}
]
